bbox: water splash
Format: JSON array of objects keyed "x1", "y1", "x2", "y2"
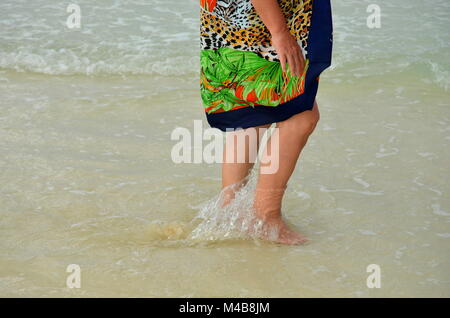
[{"x1": 187, "y1": 166, "x2": 283, "y2": 243}]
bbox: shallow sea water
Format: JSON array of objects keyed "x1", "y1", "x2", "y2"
[{"x1": 0, "y1": 0, "x2": 449, "y2": 297}]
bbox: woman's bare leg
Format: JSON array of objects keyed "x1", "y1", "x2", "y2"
[
  {"x1": 220, "y1": 123, "x2": 271, "y2": 208},
  {"x1": 252, "y1": 100, "x2": 320, "y2": 245}
]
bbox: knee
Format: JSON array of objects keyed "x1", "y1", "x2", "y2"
[
  {"x1": 281, "y1": 108, "x2": 320, "y2": 137},
  {"x1": 299, "y1": 115, "x2": 319, "y2": 136}
]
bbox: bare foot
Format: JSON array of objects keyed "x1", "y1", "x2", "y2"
[{"x1": 244, "y1": 215, "x2": 309, "y2": 245}]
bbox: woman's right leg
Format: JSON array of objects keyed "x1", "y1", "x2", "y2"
[{"x1": 252, "y1": 100, "x2": 320, "y2": 244}]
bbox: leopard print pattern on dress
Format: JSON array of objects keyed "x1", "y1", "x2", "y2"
[{"x1": 200, "y1": 0, "x2": 314, "y2": 62}]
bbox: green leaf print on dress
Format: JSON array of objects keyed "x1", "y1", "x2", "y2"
[{"x1": 200, "y1": 47, "x2": 309, "y2": 114}]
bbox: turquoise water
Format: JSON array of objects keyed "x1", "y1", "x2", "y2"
[{"x1": 0, "y1": 0, "x2": 449, "y2": 297}]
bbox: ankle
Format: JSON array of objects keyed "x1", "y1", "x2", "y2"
[
  {"x1": 253, "y1": 186, "x2": 287, "y2": 221},
  {"x1": 253, "y1": 207, "x2": 282, "y2": 222}
]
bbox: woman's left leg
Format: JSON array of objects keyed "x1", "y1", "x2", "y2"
[{"x1": 220, "y1": 123, "x2": 271, "y2": 208}]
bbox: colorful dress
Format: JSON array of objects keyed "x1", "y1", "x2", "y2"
[{"x1": 200, "y1": 0, "x2": 333, "y2": 131}]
